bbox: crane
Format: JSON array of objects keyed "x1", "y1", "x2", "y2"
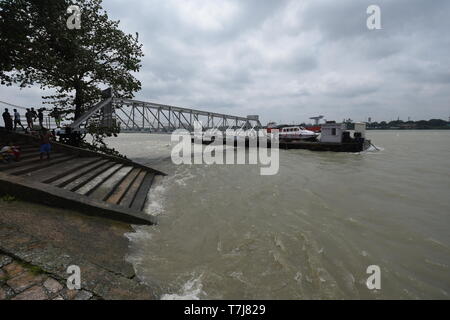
[{"x1": 309, "y1": 115, "x2": 324, "y2": 125}]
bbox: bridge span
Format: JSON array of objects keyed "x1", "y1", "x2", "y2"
[
  {"x1": 71, "y1": 93, "x2": 262, "y2": 133},
  {"x1": 113, "y1": 98, "x2": 262, "y2": 133}
]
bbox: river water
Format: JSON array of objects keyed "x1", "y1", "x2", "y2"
[{"x1": 105, "y1": 130, "x2": 450, "y2": 299}]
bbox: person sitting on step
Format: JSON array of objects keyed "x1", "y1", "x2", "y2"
[{"x1": 0, "y1": 142, "x2": 20, "y2": 162}]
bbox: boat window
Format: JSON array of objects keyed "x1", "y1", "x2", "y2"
[{"x1": 332, "y1": 128, "x2": 337, "y2": 135}]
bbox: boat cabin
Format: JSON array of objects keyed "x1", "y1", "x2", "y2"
[
  {"x1": 320, "y1": 122, "x2": 367, "y2": 143},
  {"x1": 320, "y1": 123, "x2": 346, "y2": 143}
]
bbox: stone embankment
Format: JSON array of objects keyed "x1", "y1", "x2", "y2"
[
  {"x1": 0, "y1": 253, "x2": 95, "y2": 300},
  {"x1": 0, "y1": 198, "x2": 158, "y2": 300}
]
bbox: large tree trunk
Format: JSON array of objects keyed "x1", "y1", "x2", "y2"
[{"x1": 74, "y1": 85, "x2": 83, "y2": 120}]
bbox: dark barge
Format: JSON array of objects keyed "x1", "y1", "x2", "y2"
[
  {"x1": 278, "y1": 138, "x2": 371, "y2": 152},
  {"x1": 195, "y1": 122, "x2": 373, "y2": 153}
]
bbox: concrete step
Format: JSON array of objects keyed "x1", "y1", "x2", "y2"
[
  {"x1": 1, "y1": 129, "x2": 166, "y2": 222},
  {"x1": 0, "y1": 152, "x2": 63, "y2": 170},
  {"x1": 49, "y1": 159, "x2": 110, "y2": 187},
  {"x1": 21, "y1": 157, "x2": 100, "y2": 183},
  {"x1": 0, "y1": 147, "x2": 40, "y2": 161},
  {"x1": 119, "y1": 171, "x2": 147, "y2": 208},
  {"x1": 1, "y1": 154, "x2": 72, "y2": 175},
  {"x1": 106, "y1": 168, "x2": 142, "y2": 205},
  {"x1": 130, "y1": 172, "x2": 155, "y2": 212},
  {"x1": 20, "y1": 151, "x2": 43, "y2": 160},
  {"x1": 75, "y1": 164, "x2": 123, "y2": 196},
  {"x1": 7, "y1": 155, "x2": 78, "y2": 176},
  {"x1": 63, "y1": 161, "x2": 117, "y2": 192},
  {"x1": 88, "y1": 166, "x2": 134, "y2": 201},
  {"x1": 0, "y1": 138, "x2": 30, "y2": 144},
  {"x1": 17, "y1": 145, "x2": 39, "y2": 152}
]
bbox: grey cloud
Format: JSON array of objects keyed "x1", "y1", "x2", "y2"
[{"x1": 1, "y1": 0, "x2": 450, "y2": 124}]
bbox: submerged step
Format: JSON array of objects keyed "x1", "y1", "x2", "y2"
[
  {"x1": 50, "y1": 159, "x2": 110, "y2": 187},
  {"x1": 119, "y1": 171, "x2": 147, "y2": 208},
  {"x1": 89, "y1": 166, "x2": 134, "y2": 201},
  {"x1": 106, "y1": 168, "x2": 141, "y2": 205},
  {"x1": 63, "y1": 161, "x2": 117, "y2": 192},
  {"x1": 75, "y1": 163, "x2": 123, "y2": 196},
  {"x1": 130, "y1": 172, "x2": 155, "y2": 211}
]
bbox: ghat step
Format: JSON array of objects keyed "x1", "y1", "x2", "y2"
[{"x1": 0, "y1": 129, "x2": 166, "y2": 225}]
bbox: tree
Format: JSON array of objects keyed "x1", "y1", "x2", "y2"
[
  {"x1": 428, "y1": 119, "x2": 447, "y2": 128},
  {"x1": 0, "y1": 0, "x2": 143, "y2": 122}
]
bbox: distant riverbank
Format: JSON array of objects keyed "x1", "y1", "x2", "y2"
[{"x1": 367, "y1": 127, "x2": 450, "y2": 130}]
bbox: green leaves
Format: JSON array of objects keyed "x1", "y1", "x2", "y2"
[{"x1": 0, "y1": 0, "x2": 143, "y2": 119}]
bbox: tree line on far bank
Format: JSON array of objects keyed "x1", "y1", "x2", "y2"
[
  {"x1": 298, "y1": 118, "x2": 450, "y2": 130},
  {"x1": 365, "y1": 119, "x2": 450, "y2": 130}
]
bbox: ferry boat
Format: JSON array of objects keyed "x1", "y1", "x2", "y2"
[
  {"x1": 196, "y1": 122, "x2": 373, "y2": 153},
  {"x1": 278, "y1": 126, "x2": 319, "y2": 141}
]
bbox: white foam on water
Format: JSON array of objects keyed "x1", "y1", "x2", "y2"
[
  {"x1": 143, "y1": 166, "x2": 196, "y2": 217},
  {"x1": 144, "y1": 183, "x2": 167, "y2": 216},
  {"x1": 124, "y1": 226, "x2": 153, "y2": 266},
  {"x1": 125, "y1": 226, "x2": 152, "y2": 243},
  {"x1": 161, "y1": 275, "x2": 205, "y2": 300},
  {"x1": 363, "y1": 144, "x2": 384, "y2": 153}
]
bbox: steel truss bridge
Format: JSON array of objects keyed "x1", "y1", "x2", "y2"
[{"x1": 70, "y1": 96, "x2": 262, "y2": 133}]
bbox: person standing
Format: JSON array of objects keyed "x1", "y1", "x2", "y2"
[
  {"x1": 25, "y1": 108, "x2": 33, "y2": 130},
  {"x1": 13, "y1": 109, "x2": 26, "y2": 131},
  {"x1": 30, "y1": 108, "x2": 38, "y2": 122},
  {"x1": 38, "y1": 108, "x2": 44, "y2": 128},
  {"x1": 52, "y1": 107, "x2": 62, "y2": 128},
  {"x1": 39, "y1": 128, "x2": 53, "y2": 160},
  {"x1": 2, "y1": 108, "x2": 13, "y2": 131}
]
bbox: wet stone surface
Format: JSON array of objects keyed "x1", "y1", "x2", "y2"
[
  {"x1": 0, "y1": 254, "x2": 96, "y2": 300},
  {"x1": 0, "y1": 254, "x2": 12, "y2": 268},
  {"x1": 0, "y1": 199, "x2": 156, "y2": 300}
]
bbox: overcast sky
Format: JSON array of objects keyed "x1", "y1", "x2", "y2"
[{"x1": 1, "y1": 0, "x2": 449, "y2": 124}]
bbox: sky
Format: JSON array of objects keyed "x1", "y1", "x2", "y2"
[{"x1": 1, "y1": 0, "x2": 450, "y2": 125}]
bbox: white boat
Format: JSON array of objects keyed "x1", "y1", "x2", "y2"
[{"x1": 279, "y1": 126, "x2": 319, "y2": 141}]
